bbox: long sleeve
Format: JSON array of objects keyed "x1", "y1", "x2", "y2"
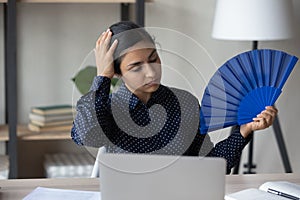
[
  {"x1": 71, "y1": 77, "x2": 251, "y2": 170},
  {"x1": 206, "y1": 126, "x2": 252, "y2": 174},
  {"x1": 71, "y1": 76, "x2": 111, "y2": 147}
]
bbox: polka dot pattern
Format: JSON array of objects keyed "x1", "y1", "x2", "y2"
[{"x1": 71, "y1": 76, "x2": 252, "y2": 173}]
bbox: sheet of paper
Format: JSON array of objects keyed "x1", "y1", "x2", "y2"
[
  {"x1": 225, "y1": 188, "x2": 287, "y2": 200},
  {"x1": 259, "y1": 181, "x2": 300, "y2": 198},
  {"x1": 23, "y1": 187, "x2": 101, "y2": 200}
]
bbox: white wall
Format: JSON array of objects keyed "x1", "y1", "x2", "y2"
[
  {"x1": 16, "y1": 3, "x2": 120, "y2": 120},
  {"x1": 1, "y1": 0, "x2": 300, "y2": 174},
  {"x1": 146, "y1": 0, "x2": 300, "y2": 174}
]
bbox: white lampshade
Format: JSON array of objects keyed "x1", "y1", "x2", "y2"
[{"x1": 212, "y1": 0, "x2": 295, "y2": 41}]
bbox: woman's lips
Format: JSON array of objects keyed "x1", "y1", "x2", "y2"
[{"x1": 145, "y1": 80, "x2": 159, "y2": 86}]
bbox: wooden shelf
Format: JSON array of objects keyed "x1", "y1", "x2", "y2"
[
  {"x1": 0, "y1": 0, "x2": 152, "y2": 3},
  {"x1": 20, "y1": 0, "x2": 136, "y2": 3},
  {"x1": 0, "y1": 125, "x2": 71, "y2": 141}
]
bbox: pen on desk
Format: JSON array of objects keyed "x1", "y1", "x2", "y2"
[{"x1": 267, "y1": 188, "x2": 300, "y2": 200}]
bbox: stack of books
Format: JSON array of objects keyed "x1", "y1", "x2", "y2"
[{"x1": 28, "y1": 105, "x2": 75, "y2": 132}]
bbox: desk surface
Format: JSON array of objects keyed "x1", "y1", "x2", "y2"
[{"x1": 0, "y1": 173, "x2": 300, "y2": 199}]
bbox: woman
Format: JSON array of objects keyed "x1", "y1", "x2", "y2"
[{"x1": 71, "y1": 21, "x2": 277, "y2": 173}]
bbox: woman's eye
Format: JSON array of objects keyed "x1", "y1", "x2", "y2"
[
  {"x1": 149, "y1": 56, "x2": 158, "y2": 63},
  {"x1": 130, "y1": 65, "x2": 142, "y2": 72}
]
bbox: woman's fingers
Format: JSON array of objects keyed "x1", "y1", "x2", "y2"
[
  {"x1": 252, "y1": 106, "x2": 278, "y2": 130},
  {"x1": 259, "y1": 106, "x2": 277, "y2": 125},
  {"x1": 96, "y1": 29, "x2": 110, "y2": 50},
  {"x1": 251, "y1": 117, "x2": 268, "y2": 130},
  {"x1": 265, "y1": 106, "x2": 278, "y2": 117},
  {"x1": 257, "y1": 112, "x2": 272, "y2": 124},
  {"x1": 245, "y1": 106, "x2": 279, "y2": 133},
  {"x1": 104, "y1": 30, "x2": 112, "y2": 47},
  {"x1": 107, "y1": 39, "x2": 118, "y2": 57},
  {"x1": 96, "y1": 31, "x2": 105, "y2": 48},
  {"x1": 94, "y1": 29, "x2": 117, "y2": 78}
]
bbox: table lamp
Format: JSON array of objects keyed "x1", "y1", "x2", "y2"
[{"x1": 211, "y1": 0, "x2": 295, "y2": 174}]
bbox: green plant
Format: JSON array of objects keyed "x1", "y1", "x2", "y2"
[{"x1": 72, "y1": 66, "x2": 119, "y2": 95}]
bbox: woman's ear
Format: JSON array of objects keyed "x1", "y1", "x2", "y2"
[{"x1": 115, "y1": 73, "x2": 122, "y2": 78}]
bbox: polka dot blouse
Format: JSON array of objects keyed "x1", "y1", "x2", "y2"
[{"x1": 71, "y1": 76, "x2": 252, "y2": 173}]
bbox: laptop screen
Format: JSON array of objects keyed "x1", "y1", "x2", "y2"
[{"x1": 99, "y1": 154, "x2": 226, "y2": 200}]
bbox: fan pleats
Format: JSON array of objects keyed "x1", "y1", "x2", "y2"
[{"x1": 200, "y1": 49, "x2": 298, "y2": 134}]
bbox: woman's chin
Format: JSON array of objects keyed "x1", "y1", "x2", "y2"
[{"x1": 144, "y1": 83, "x2": 160, "y2": 92}]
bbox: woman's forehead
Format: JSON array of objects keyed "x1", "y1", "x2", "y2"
[{"x1": 120, "y1": 41, "x2": 156, "y2": 56}]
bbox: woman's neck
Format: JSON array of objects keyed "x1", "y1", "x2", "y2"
[
  {"x1": 134, "y1": 91, "x2": 151, "y2": 104},
  {"x1": 125, "y1": 84, "x2": 151, "y2": 104}
]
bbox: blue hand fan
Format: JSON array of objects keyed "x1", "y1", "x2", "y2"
[{"x1": 200, "y1": 49, "x2": 298, "y2": 134}]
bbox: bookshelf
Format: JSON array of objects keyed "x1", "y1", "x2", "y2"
[
  {"x1": 0, "y1": 125, "x2": 71, "y2": 141},
  {"x1": 3, "y1": 0, "x2": 149, "y2": 178},
  {"x1": 1, "y1": 0, "x2": 149, "y2": 2}
]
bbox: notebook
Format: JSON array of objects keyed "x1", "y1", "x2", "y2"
[{"x1": 99, "y1": 153, "x2": 226, "y2": 200}]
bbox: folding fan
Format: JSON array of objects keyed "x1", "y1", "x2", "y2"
[{"x1": 200, "y1": 49, "x2": 298, "y2": 134}]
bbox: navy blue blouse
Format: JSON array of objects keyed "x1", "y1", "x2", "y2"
[{"x1": 71, "y1": 76, "x2": 252, "y2": 173}]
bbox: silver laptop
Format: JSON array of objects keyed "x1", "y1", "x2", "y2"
[{"x1": 99, "y1": 153, "x2": 226, "y2": 200}]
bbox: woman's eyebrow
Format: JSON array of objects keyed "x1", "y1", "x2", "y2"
[
  {"x1": 127, "y1": 61, "x2": 143, "y2": 68},
  {"x1": 126, "y1": 49, "x2": 157, "y2": 68},
  {"x1": 148, "y1": 49, "x2": 157, "y2": 59}
]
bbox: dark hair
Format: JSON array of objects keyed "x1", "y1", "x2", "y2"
[{"x1": 109, "y1": 21, "x2": 155, "y2": 74}]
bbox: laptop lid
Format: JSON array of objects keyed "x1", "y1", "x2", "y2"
[{"x1": 99, "y1": 153, "x2": 226, "y2": 200}]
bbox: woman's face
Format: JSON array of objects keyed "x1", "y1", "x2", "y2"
[{"x1": 120, "y1": 41, "x2": 162, "y2": 102}]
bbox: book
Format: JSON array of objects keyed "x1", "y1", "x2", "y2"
[
  {"x1": 29, "y1": 112, "x2": 74, "y2": 123},
  {"x1": 23, "y1": 187, "x2": 100, "y2": 200},
  {"x1": 28, "y1": 123, "x2": 73, "y2": 132},
  {"x1": 30, "y1": 119, "x2": 73, "y2": 127},
  {"x1": 225, "y1": 181, "x2": 300, "y2": 200},
  {"x1": 31, "y1": 104, "x2": 75, "y2": 115}
]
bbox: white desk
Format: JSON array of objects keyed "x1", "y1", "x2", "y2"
[
  {"x1": 0, "y1": 173, "x2": 300, "y2": 199},
  {"x1": 225, "y1": 173, "x2": 300, "y2": 194}
]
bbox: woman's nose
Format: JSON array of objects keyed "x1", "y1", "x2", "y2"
[{"x1": 144, "y1": 63, "x2": 156, "y2": 78}]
